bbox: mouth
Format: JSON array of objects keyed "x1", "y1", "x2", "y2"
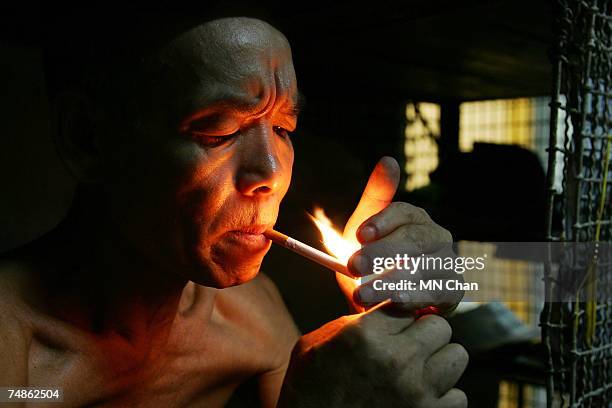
[
  {"x1": 233, "y1": 225, "x2": 269, "y2": 234},
  {"x1": 219, "y1": 224, "x2": 271, "y2": 253}
]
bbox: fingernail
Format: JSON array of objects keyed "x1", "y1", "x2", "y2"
[
  {"x1": 359, "y1": 225, "x2": 376, "y2": 241},
  {"x1": 355, "y1": 286, "x2": 373, "y2": 304},
  {"x1": 350, "y1": 254, "x2": 369, "y2": 276}
]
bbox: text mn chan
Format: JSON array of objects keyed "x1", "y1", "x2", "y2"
[
  {"x1": 419, "y1": 279, "x2": 478, "y2": 291},
  {"x1": 371, "y1": 279, "x2": 478, "y2": 292}
]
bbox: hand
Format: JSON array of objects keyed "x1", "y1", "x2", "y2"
[
  {"x1": 339, "y1": 157, "x2": 462, "y2": 315},
  {"x1": 278, "y1": 305, "x2": 468, "y2": 407}
]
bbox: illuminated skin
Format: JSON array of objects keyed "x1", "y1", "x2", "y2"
[
  {"x1": 0, "y1": 17, "x2": 467, "y2": 408},
  {"x1": 342, "y1": 157, "x2": 463, "y2": 314}
]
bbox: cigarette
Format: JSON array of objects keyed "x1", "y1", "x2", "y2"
[{"x1": 264, "y1": 229, "x2": 353, "y2": 278}]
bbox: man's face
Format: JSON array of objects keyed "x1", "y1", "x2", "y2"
[{"x1": 99, "y1": 18, "x2": 297, "y2": 288}]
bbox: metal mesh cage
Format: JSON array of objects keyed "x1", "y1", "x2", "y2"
[{"x1": 542, "y1": 0, "x2": 612, "y2": 407}]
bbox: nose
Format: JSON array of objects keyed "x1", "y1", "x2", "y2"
[{"x1": 235, "y1": 123, "x2": 284, "y2": 197}]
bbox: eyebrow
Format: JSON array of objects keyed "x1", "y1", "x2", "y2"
[
  {"x1": 183, "y1": 89, "x2": 305, "y2": 125},
  {"x1": 291, "y1": 90, "x2": 306, "y2": 117}
]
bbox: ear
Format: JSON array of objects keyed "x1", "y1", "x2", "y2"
[{"x1": 50, "y1": 91, "x2": 105, "y2": 183}]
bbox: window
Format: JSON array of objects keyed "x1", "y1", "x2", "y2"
[
  {"x1": 459, "y1": 97, "x2": 550, "y2": 168},
  {"x1": 404, "y1": 102, "x2": 440, "y2": 191},
  {"x1": 404, "y1": 96, "x2": 564, "y2": 192}
]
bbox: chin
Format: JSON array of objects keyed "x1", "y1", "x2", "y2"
[
  {"x1": 186, "y1": 260, "x2": 262, "y2": 288},
  {"x1": 180, "y1": 239, "x2": 269, "y2": 288}
]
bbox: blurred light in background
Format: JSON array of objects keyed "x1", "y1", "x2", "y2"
[{"x1": 404, "y1": 102, "x2": 440, "y2": 191}]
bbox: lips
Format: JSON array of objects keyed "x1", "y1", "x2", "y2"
[
  {"x1": 232, "y1": 224, "x2": 268, "y2": 234},
  {"x1": 219, "y1": 224, "x2": 271, "y2": 253}
]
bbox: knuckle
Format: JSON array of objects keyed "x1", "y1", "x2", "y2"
[
  {"x1": 438, "y1": 295, "x2": 462, "y2": 315},
  {"x1": 389, "y1": 201, "x2": 408, "y2": 213},
  {"x1": 454, "y1": 389, "x2": 468, "y2": 408},
  {"x1": 372, "y1": 342, "x2": 397, "y2": 369},
  {"x1": 422, "y1": 314, "x2": 452, "y2": 339},
  {"x1": 415, "y1": 206, "x2": 430, "y2": 220},
  {"x1": 440, "y1": 227, "x2": 453, "y2": 243},
  {"x1": 398, "y1": 226, "x2": 410, "y2": 242},
  {"x1": 394, "y1": 202, "x2": 423, "y2": 220},
  {"x1": 349, "y1": 325, "x2": 394, "y2": 367},
  {"x1": 408, "y1": 384, "x2": 426, "y2": 403},
  {"x1": 396, "y1": 372, "x2": 427, "y2": 403},
  {"x1": 398, "y1": 203, "x2": 431, "y2": 222},
  {"x1": 450, "y1": 343, "x2": 469, "y2": 366},
  {"x1": 403, "y1": 341, "x2": 422, "y2": 359},
  {"x1": 399, "y1": 226, "x2": 420, "y2": 246},
  {"x1": 344, "y1": 320, "x2": 373, "y2": 347}
]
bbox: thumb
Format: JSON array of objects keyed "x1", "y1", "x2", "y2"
[{"x1": 344, "y1": 156, "x2": 400, "y2": 242}]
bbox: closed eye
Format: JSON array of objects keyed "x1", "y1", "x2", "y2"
[
  {"x1": 191, "y1": 131, "x2": 240, "y2": 147},
  {"x1": 273, "y1": 126, "x2": 291, "y2": 139}
]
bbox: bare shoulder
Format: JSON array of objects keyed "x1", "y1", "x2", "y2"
[
  {"x1": 222, "y1": 272, "x2": 299, "y2": 337},
  {"x1": 212, "y1": 273, "x2": 300, "y2": 367},
  {"x1": 242, "y1": 273, "x2": 299, "y2": 338},
  {"x1": 249, "y1": 273, "x2": 297, "y2": 329}
]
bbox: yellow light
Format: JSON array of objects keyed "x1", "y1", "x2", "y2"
[
  {"x1": 309, "y1": 207, "x2": 360, "y2": 265},
  {"x1": 309, "y1": 207, "x2": 364, "y2": 307}
]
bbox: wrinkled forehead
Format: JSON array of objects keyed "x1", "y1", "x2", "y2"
[
  {"x1": 142, "y1": 17, "x2": 297, "y2": 111},
  {"x1": 168, "y1": 17, "x2": 292, "y2": 64}
]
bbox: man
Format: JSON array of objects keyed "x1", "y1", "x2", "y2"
[{"x1": 0, "y1": 12, "x2": 468, "y2": 407}]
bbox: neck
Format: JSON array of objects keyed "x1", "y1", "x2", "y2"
[{"x1": 30, "y1": 189, "x2": 192, "y2": 351}]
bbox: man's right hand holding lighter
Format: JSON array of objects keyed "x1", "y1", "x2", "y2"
[
  {"x1": 278, "y1": 157, "x2": 468, "y2": 407},
  {"x1": 279, "y1": 306, "x2": 468, "y2": 407}
]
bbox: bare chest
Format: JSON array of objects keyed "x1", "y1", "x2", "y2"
[{"x1": 26, "y1": 308, "x2": 273, "y2": 407}]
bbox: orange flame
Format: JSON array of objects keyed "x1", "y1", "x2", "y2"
[
  {"x1": 310, "y1": 207, "x2": 365, "y2": 311},
  {"x1": 309, "y1": 207, "x2": 360, "y2": 267}
]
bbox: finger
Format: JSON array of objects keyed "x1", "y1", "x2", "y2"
[
  {"x1": 398, "y1": 314, "x2": 452, "y2": 355},
  {"x1": 437, "y1": 388, "x2": 468, "y2": 408},
  {"x1": 349, "y1": 237, "x2": 463, "y2": 313},
  {"x1": 299, "y1": 316, "x2": 350, "y2": 351},
  {"x1": 335, "y1": 272, "x2": 366, "y2": 313},
  {"x1": 357, "y1": 300, "x2": 415, "y2": 334},
  {"x1": 354, "y1": 276, "x2": 435, "y2": 310},
  {"x1": 354, "y1": 272, "x2": 463, "y2": 315},
  {"x1": 357, "y1": 202, "x2": 452, "y2": 244},
  {"x1": 343, "y1": 157, "x2": 400, "y2": 242},
  {"x1": 425, "y1": 343, "x2": 469, "y2": 397},
  {"x1": 348, "y1": 227, "x2": 454, "y2": 277},
  {"x1": 385, "y1": 293, "x2": 463, "y2": 317}
]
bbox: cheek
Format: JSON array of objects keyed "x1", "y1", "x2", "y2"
[
  {"x1": 106, "y1": 139, "x2": 230, "y2": 247},
  {"x1": 175, "y1": 147, "x2": 236, "y2": 230},
  {"x1": 279, "y1": 140, "x2": 295, "y2": 196},
  {"x1": 108, "y1": 138, "x2": 202, "y2": 198}
]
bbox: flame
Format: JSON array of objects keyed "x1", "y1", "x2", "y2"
[
  {"x1": 310, "y1": 207, "x2": 364, "y2": 310},
  {"x1": 309, "y1": 207, "x2": 360, "y2": 265}
]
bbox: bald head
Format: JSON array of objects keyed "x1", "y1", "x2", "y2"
[
  {"x1": 50, "y1": 15, "x2": 299, "y2": 287},
  {"x1": 125, "y1": 17, "x2": 298, "y2": 141}
]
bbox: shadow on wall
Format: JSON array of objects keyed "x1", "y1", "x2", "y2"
[
  {"x1": 0, "y1": 44, "x2": 75, "y2": 252},
  {"x1": 404, "y1": 142, "x2": 547, "y2": 242}
]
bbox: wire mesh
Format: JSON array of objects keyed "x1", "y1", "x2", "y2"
[{"x1": 543, "y1": 0, "x2": 612, "y2": 407}]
